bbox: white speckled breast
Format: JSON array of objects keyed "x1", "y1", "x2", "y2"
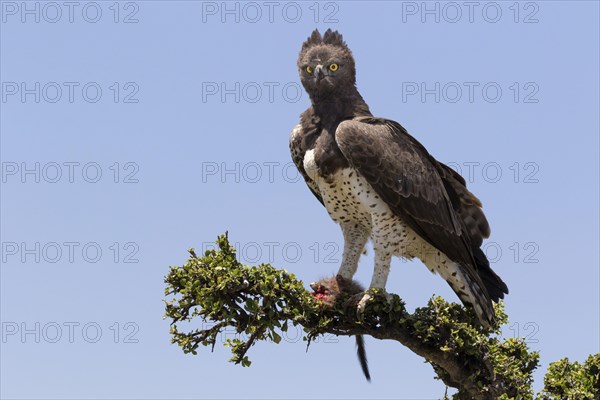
[
  {"x1": 304, "y1": 149, "x2": 386, "y2": 228},
  {"x1": 302, "y1": 148, "x2": 469, "y2": 293}
]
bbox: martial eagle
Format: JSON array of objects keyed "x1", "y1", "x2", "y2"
[{"x1": 290, "y1": 29, "x2": 508, "y2": 328}]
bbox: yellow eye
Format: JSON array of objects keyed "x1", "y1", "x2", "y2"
[
  {"x1": 329, "y1": 63, "x2": 339, "y2": 72},
  {"x1": 306, "y1": 66, "x2": 312, "y2": 74}
]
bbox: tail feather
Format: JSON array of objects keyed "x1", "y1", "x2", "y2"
[
  {"x1": 473, "y1": 247, "x2": 509, "y2": 302},
  {"x1": 449, "y1": 273, "x2": 496, "y2": 328},
  {"x1": 355, "y1": 335, "x2": 371, "y2": 382},
  {"x1": 448, "y1": 248, "x2": 509, "y2": 328}
]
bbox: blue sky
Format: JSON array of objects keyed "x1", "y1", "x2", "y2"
[{"x1": 1, "y1": 1, "x2": 598, "y2": 399}]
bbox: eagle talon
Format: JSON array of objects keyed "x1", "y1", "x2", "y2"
[
  {"x1": 356, "y1": 292, "x2": 372, "y2": 321},
  {"x1": 354, "y1": 289, "x2": 393, "y2": 321}
]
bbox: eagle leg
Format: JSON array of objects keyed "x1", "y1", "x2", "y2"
[
  {"x1": 336, "y1": 222, "x2": 370, "y2": 280},
  {"x1": 355, "y1": 238, "x2": 394, "y2": 320}
]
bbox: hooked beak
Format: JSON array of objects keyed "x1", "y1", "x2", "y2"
[{"x1": 314, "y1": 65, "x2": 325, "y2": 81}]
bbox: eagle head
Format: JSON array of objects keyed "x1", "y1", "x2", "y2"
[{"x1": 297, "y1": 29, "x2": 356, "y2": 99}]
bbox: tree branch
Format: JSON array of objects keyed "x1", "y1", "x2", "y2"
[{"x1": 163, "y1": 234, "x2": 596, "y2": 399}]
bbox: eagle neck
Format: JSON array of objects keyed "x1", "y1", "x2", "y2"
[
  {"x1": 302, "y1": 87, "x2": 371, "y2": 176},
  {"x1": 310, "y1": 87, "x2": 372, "y2": 127}
]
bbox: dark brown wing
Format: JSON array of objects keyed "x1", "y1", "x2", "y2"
[
  {"x1": 335, "y1": 116, "x2": 481, "y2": 276},
  {"x1": 436, "y1": 162, "x2": 491, "y2": 247},
  {"x1": 433, "y1": 161, "x2": 507, "y2": 301},
  {"x1": 289, "y1": 124, "x2": 324, "y2": 206}
]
